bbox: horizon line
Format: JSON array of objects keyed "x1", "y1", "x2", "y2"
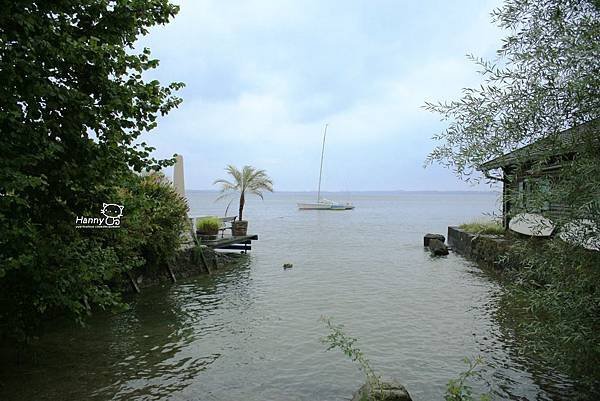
[{"x1": 185, "y1": 189, "x2": 500, "y2": 193}]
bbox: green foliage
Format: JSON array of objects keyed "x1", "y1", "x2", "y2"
[
  {"x1": 459, "y1": 221, "x2": 505, "y2": 236},
  {"x1": 425, "y1": 0, "x2": 600, "y2": 388},
  {"x1": 0, "y1": 1, "x2": 183, "y2": 341},
  {"x1": 114, "y1": 172, "x2": 189, "y2": 272},
  {"x1": 445, "y1": 357, "x2": 490, "y2": 401},
  {"x1": 197, "y1": 217, "x2": 221, "y2": 232},
  {"x1": 499, "y1": 239, "x2": 600, "y2": 386},
  {"x1": 424, "y1": 0, "x2": 599, "y2": 178},
  {"x1": 320, "y1": 316, "x2": 384, "y2": 401},
  {"x1": 0, "y1": 171, "x2": 189, "y2": 341},
  {"x1": 321, "y1": 317, "x2": 492, "y2": 401},
  {"x1": 214, "y1": 165, "x2": 274, "y2": 221}
]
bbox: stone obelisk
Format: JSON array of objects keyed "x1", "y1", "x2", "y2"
[{"x1": 173, "y1": 154, "x2": 186, "y2": 199}]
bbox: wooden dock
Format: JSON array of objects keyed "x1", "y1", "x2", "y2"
[{"x1": 202, "y1": 234, "x2": 258, "y2": 253}]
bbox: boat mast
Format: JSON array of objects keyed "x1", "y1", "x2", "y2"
[{"x1": 317, "y1": 123, "x2": 328, "y2": 202}]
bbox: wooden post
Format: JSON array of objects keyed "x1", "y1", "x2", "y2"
[
  {"x1": 202, "y1": 250, "x2": 211, "y2": 274},
  {"x1": 196, "y1": 246, "x2": 211, "y2": 274},
  {"x1": 166, "y1": 264, "x2": 177, "y2": 283},
  {"x1": 126, "y1": 271, "x2": 140, "y2": 294}
]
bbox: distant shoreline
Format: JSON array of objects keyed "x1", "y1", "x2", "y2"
[{"x1": 185, "y1": 189, "x2": 500, "y2": 194}]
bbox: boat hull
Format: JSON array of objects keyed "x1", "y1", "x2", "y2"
[
  {"x1": 509, "y1": 213, "x2": 554, "y2": 236},
  {"x1": 297, "y1": 202, "x2": 354, "y2": 210}
]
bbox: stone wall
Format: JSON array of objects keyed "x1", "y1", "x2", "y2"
[
  {"x1": 448, "y1": 226, "x2": 510, "y2": 269},
  {"x1": 118, "y1": 246, "x2": 245, "y2": 292}
]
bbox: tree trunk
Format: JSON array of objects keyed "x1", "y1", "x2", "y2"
[{"x1": 239, "y1": 192, "x2": 245, "y2": 221}]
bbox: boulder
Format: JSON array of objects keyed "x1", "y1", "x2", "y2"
[
  {"x1": 424, "y1": 233, "x2": 445, "y2": 247},
  {"x1": 429, "y1": 238, "x2": 449, "y2": 256},
  {"x1": 351, "y1": 380, "x2": 413, "y2": 401}
]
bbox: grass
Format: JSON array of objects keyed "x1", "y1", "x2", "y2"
[
  {"x1": 459, "y1": 221, "x2": 504, "y2": 236},
  {"x1": 196, "y1": 216, "x2": 221, "y2": 232}
]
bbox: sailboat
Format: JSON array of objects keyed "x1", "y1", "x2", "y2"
[{"x1": 297, "y1": 124, "x2": 355, "y2": 210}]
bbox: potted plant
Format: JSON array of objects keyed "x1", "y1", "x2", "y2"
[
  {"x1": 214, "y1": 165, "x2": 273, "y2": 236},
  {"x1": 196, "y1": 216, "x2": 221, "y2": 240}
]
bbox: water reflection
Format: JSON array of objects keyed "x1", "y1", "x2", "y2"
[
  {"x1": 0, "y1": 259, "x2": 252, "y2": 401},
  {"x1": 488, "y1": 287, "x2": 595, "y2": 401},
  {"x1": 0, "y1": 192, "x2": 592, "y2": 401}
]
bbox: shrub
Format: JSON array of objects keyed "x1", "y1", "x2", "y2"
[
  {"x1": 114, "y1": 172, "x2": 189, "y2": 272},
  {"x1": 499, "y1": 238, "x2": 600, "y2": 387},
  {"x1": 445, "y1": 357, "x2": 490, "y2": 401},
  {"x1": 0, "y1": 171, "x2": 189, "y2": 342},
  {"x1": 321, "y1": 317, "x2": 491, "y2": 401},
  {"x1": 320, "y1": 316, "x2": 384, "y2": 401}
]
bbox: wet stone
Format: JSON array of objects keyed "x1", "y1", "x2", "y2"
[
  {"x1": 351, "y1": 380, "x2": 413, "y2": 401},
  {"x1": 424, "y1": 233, "x2": 445, "y2": 247},
  {"x1": 429, "y1": 238, "x2": 449, "y2": 256}
]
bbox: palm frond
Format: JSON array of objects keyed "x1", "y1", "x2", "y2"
[
  {"x1": 248, "y1": 188, "x2": 265, "y2": 199},
  {"x1": 215, "y1": 192, "x2": 235, "y2": 202},
  {"x1": 213, "y1": 165, "x2": 274, "y2": 211},
  {"x1": 213, "y1": 178, "x2": 235, "y2": 188}
]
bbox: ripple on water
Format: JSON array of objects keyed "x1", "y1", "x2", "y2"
[{"x1": 0, "y1": 192, "x2": 590, "y2": 401}]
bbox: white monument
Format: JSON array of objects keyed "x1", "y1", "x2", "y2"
[{"x1": 173, "y1": 154, "x2": 186, "y2": 199}]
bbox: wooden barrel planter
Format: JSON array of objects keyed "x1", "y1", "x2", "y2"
[
  {"x1": 197, "y1": 230, "x2": 218, "y2": 240},
  {"x1": 232, "y1": 220, "x2": 248, "y2": 236}
]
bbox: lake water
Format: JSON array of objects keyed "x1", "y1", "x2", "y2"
[{"x1": 0, "y1": 192, "x2": 582, "y2": 400}]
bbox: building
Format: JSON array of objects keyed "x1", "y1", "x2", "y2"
[{"x1": 479, "y1": 119, "x2": 599, "y2": 228}]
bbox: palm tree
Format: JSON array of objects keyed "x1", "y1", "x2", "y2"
[{"x1": 214, "y1": 165, "x2": 274, "y2": 221}]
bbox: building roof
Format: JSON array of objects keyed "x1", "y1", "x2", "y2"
[{"x1": 479, "y1": 119, "x2": 599, "y2": 171}]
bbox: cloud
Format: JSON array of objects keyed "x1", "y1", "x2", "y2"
[{"x1": 139, "y1": 0, "x2": 504, "y2": 190}]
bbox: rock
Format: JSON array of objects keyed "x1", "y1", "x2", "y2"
[
  {"x1": 283, "y1": 263, "x2": 293, "y2": 269},
  {"x1": 424, "y1": 233, "x2": 445, "y2": 247},
  {"x1": 429, "y1": 238, "x2": 449, "y2": 256},
  {"x1": 351, "y1": 379, "x2": 413, "y2": 401}
]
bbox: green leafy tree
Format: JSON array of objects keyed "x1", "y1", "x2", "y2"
[
  {"x1": 214, "y1": 165, "x2": 274, "y2": 221},
  {"x1": 0, "y1": 1, "x2": 183, "y2": 340},
  {"x1": 425, "y1": 0, "x2": 599, "y2": 178},
  {"x1": 424, "y1": 0, "x2": 600, "y2": 389}
]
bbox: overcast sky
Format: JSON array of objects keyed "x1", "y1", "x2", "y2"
[{"x1": 139, "y1": 0, "x2": 503, "y2": 191}]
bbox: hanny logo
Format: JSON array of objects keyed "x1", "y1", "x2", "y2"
[{"x1": 75, "y1": 203, "x2": 124, "y2": 229}]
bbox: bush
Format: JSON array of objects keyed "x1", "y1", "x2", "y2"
[
  {"x1": 499, "y1": 238, "x2": 600, "y2": 387},
  {"x1": 321, "y1": 317, "x2": 491, "y2": 401},
  {"x1": 0, "y1": 171, "x2": 188, "y2": 342},
  {"x1": 113, "y1": 172, "x2": 189, "y2": 272},
  {"x1": 320, "y1": 316, "x2": 385, "y2": 401},
  {"x1": 445, "y1": 357, "x2": 490, "y2": 401}
]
